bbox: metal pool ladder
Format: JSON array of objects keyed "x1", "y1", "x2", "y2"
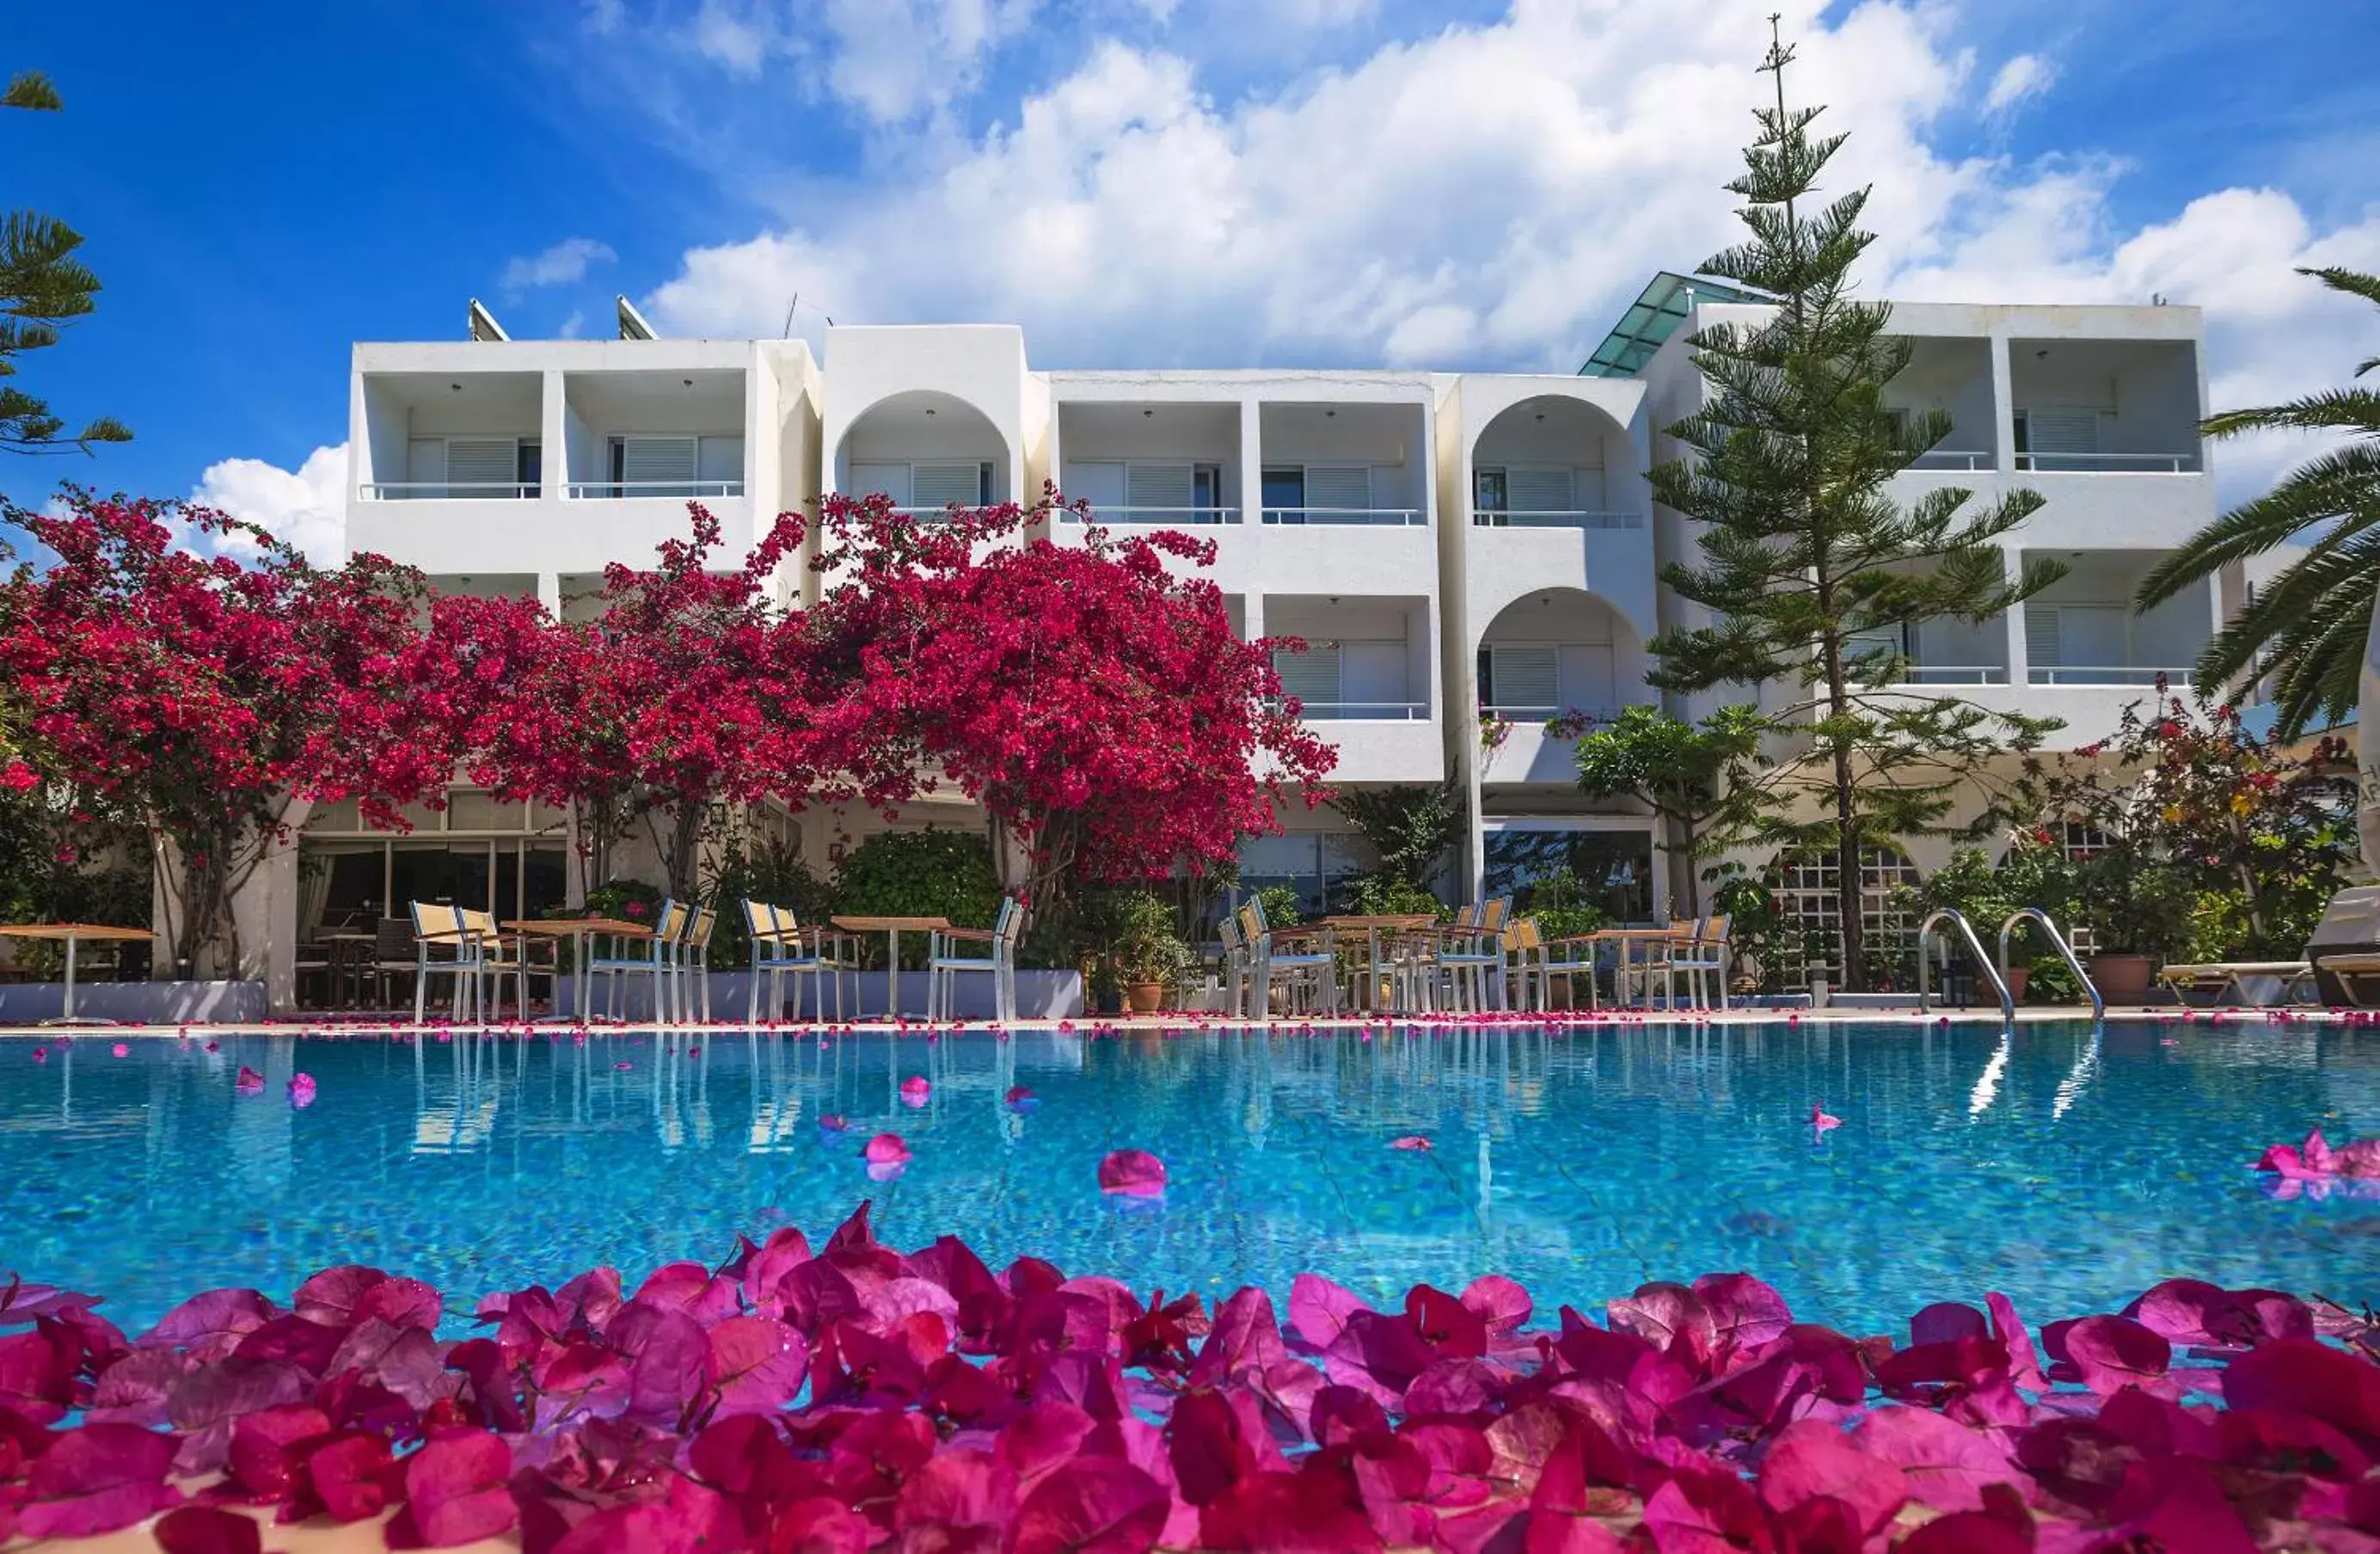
[
  {"x1": 1997, "y1": 907, "x2": 2103, "y2": 1018},
  {"x1": 1916, "y1": 909, "x2": 2011, "y2": 1015}
]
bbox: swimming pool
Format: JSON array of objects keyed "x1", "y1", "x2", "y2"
[{"x1": 3, "y1": 1019, "x2": 2375, "y2": 1336}]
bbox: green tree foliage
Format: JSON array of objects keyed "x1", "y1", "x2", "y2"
[
  {"x1": 1571, "y1": 704, "x2": 1766, "y2": 915},
  {"x1": 1327, "y1": 780, "x2": 1462, "y2": 910},
  {"x1": 3, "y1": 71, "x2": 131, "y2": 456},
  {"x1": 2136, "y1": 268, "x2": 2380, "y2": 738},
  {"x1": 1645, "y1": 25, "x2": 2063, "y2": 987}
]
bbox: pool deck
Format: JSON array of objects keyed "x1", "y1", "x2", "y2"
[{"x1": 1, "y1": 1004, "x2": 2366, "y2": 1039}]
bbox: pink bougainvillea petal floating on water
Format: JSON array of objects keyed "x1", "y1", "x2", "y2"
[
  {"x1": 0, "y1": 1210, "x2": 2374, "y2": 1552},
  {"x1": 1097, "y1": 1148, "x2": 1167, "y2": 1196},
  {"x1": 2254, "y1": 1127, "x2": 2380, "y2": 1179},
  {"x1": 862, "y1": 1132, "x2": 911, "y2": 1164},
  {"x1": 1811, "y1": 1103, "x2": 1843, "y2": 1132},
  {"x1": 900, "y1": 1074, "x2": 932, "y2": 1107},
  {"x1": 1005, "y1": 1085, "x2": 1038, "y2": 1109},
  {"x1": 1389, "y1": 1135, "x2": 1433, "y2": 1152},
  {"x1": 110, "y1": 1042, "x2": 129, "y2": 1058},
  {"x1": 233, "y1": 1066, "x2": 264, "y2": 1096},
  {"x1": 818, "y1": 1113, "x2": 850, "y2": 1133}
]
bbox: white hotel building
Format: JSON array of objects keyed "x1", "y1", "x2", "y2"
[{"x1": 316, "y1": 280, "x2": 2225, "y2": 995}]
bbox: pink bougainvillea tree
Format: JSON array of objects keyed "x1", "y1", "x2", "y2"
[
  {"x1": 414, "y1": 505, "x2": 824, "y2": 900},
  {"x1": 0, "y1": 492, "x2": 455, "y2": 975},
  {"x1": 802, "y1": 491, "x2": 1335, "y2": 916}
]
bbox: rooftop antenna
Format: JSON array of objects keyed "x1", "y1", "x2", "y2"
[
  {"x1": 616, "y1": 294, "x2": 658, "y2": 341},
  {"x1": 467, "y1": 298, "x2": 509, "y2": 341},
  {"x1": 778, "y1": 293, "x2": 837, "y2": 337}
]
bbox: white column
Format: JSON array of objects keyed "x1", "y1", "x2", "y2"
[
  {"x1": 537, "y1": 573, "x2": 561, "y2": 617},
  {"x1": 2003, "y1": 543, "x2": 2028, "y2": 690},
  {"x1": 1239, "y1": 398, "x2": 1262, "y2": 524},
  {"x1": 1989, "y1": 330, "x2": 2017, "y2": 476},
  {"x1": 542, "y1": 368, "x2": 568, "y2": 501}
]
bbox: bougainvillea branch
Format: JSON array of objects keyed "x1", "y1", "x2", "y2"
[
  {"x1": 0, "y1": 492, "x2": 456, "y2": 975},
  {"x1": 804, "y1": 489, "x2": 1335, "y2": 917},
  {"x1": 1, "y1": 1213, "x2": 2377, "y2": 1552}
]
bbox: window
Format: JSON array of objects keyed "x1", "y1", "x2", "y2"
[
  {"x1": 1263, "y1": 464, "x2": 1374, "y2": 522},
  {"x1": 1236, "y1": 832, "x2": 1365, "y2": 915},
  {"x1": 1473, "y1": 469, "x2": 1508, "y2": 523},
  {"x1": 405, "y1": 437, "x2": 536, "y2": 498},
  {"x1": 1261, "y1": 467, "x2": 1305, "y2": 523},
  {"x1": 912, "y1": 461, "x2": 994, "y2": 507},
  {"x1": 1482, "y1": 828, "x2": 1654, "y2": 922},
  {"x1": 2014, "y1": 408, "x2": 2102, "y2": 471},
  {"x1": 1272, "y1": 644, "x2": 1341, "y2": 715},
  {"x1": 610, "y1": 435, "x2": 698, "y2": 496},
  {"x1": 1478, "y1": 645, "x2": 1559, "y2": 714}
]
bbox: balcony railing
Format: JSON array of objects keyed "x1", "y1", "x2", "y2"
[
  {"x1": 1261, "y1": 508, "x2": 1426, "y2": 526},
  {"x1": 2015, "y1": 451, "x2": 2199, "y2": 474},
  {"x1": 1061, "y1": 506, "x2": 1241, "y2": 525},
  {"x1": 1905, "y1": 450, "x2": 1996, "y2": 471},
  {"x1": 1480, "y1": 704, "x2": 1624, "y2": 723},
  {"x1": 1471, "y1": 510, "x2": 1643, "y2": 530},
  {"x1": 1896, "y1": 666, "x2": 2011, "y2": 685},
  {"x1": 564, "y1": 480, "x2": 745, "y2": 499},
  {"x1": 1271, "y1": 700, "x2": 1430, "y2": 721},
  {"x1": 2027, "y1": 666, "x2": 2196, "y2": 686},
  {"x1": 358, "y1": 482, "x2": 541, "y2": 501}
]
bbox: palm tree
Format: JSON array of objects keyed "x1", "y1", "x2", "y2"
[{"x1": 2136, "y1": 267, "x2": 2380, "y2": 738}]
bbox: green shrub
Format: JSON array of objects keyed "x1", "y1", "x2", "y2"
[
  {"x1": 706, "y1": 834, "x2": 833, "y2": 967},
  {"x1": 1330, "y1": 871, "x2": 1449, "y2": 920},
  {"x1": 832, "y1": 829, "x2": 1003, "y2": 967}
]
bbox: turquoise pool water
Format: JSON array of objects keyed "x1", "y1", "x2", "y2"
[{"x1": 3, "y1": 1020, "x2": 2377, "y2": 1336}]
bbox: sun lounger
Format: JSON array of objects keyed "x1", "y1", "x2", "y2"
[
  {"x1": 2315, "y1": 952, "x2": 2380, "y2": 1007},
  {"x1": 2156, "y1": 961, "x2": 2317, "y2": 1007}
]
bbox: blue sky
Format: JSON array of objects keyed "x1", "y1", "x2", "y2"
[{"x1": 6, "y1": 0, "x2": 2377, "y2": 544}]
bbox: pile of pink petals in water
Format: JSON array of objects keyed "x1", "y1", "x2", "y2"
[
  {"x1": 2, "y1": 1220, "x2": 2378, "y2": 1554},
  {"x1": 2254, "y1": 1129, "x2": 2380, "y2": 1202}
]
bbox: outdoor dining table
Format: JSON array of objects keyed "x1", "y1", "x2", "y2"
[
  {"x1": 1315, "y1": 914, "x2": 1438, "y2": 1011},
  {"x1": 313, "y1": 930, "x2": 377, "y2": 1010},
  {"x1": 831, "y1": 915, "x2": 951, "y2": 1020},
  {"x1": 1550, "y1": 924, "x2": 1696, "y2": 1009},
  {"x1": 0, "y1": 923, "x2": 160, "y2": 1025},
  {"x1": 504, "y1": 918, "x2": 655, "y2": 1024}
]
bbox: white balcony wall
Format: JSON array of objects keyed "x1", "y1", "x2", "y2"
[
  {"x1": 2009, "y1": 337, "x2": 2203, "y2": 471},
  {"x1": 1258, "y1": 402, "x2": 1428, "y2": 524},
  {"x1": 822, "y1": 326, "x2": 1027, "y2": 513},
  {"x1": 1055, "y1": 401, "x2": 1242, "y2": 523},
  {"x1": 2020, "y1": 549, "x2": 2211, "y2": 684},
  {"x1": 1887, "y1": 336, "x2": 1997, "y2": 467}
]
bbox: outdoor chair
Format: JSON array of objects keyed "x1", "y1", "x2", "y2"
[
  {"x1": 1666, "y1": 913, "x2": 1733, "y2": 1010},
  {"x1": 461, "y1": 907, "x2": 552, "y2": 1021},
  {"x1": 1432, "y1": 897, "x2": 1512, "y2": 1014},
  {"x1": 408, "y1": 901, "x2": 483, "y2": 1024},
  {"x1": 678, "y1": 905, "x2": 719, "y2": 1023},
  {"x1": 1241, "y1": 898, "x2": 1339, "y2": 1017},
  {"x1": 365, "y1": 917, "x2": 418, "y2": 1010},
  {"x1": 1504, "y1": 918, "x2": 1547, "y2": 1012},
  {"x1": 926, "y1": 897, "x2": 1026, "y2": 1023},
  {"x1": 1621, "y1": 918, "x2": 1702, "y2": 1009},
  {"x1": 744, "y1": 900, "x2": 852, "y2": 1023},
  {"x1": 590, "y1": 899, "x2": 686, "y2": 1023},
  {"x1": 1217, "y1": 913, "x2": 1253, "y2": 1019}
]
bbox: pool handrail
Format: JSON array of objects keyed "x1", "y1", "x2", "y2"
[
  {"x1": 1917, "y1": 908, "x2": 2013, "y2": 1016},
  {"x1": 1998, "y1": 907, "x2": 2104, "y2": 1018}
]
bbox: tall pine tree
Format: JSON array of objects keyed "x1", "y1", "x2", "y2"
[
  {"x1": 1647, "y1": 23, "x2": 2062, "y2": 990},
  {"x1": 3, "y1": 70, "x2": 131, "y2": 456}
]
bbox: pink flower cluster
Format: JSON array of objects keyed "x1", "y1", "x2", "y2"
[{"x1": 2, "y1": 1217, "x2": 2377, "y2": 1554}]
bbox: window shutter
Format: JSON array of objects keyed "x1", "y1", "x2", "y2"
[
  {"x1": 1489, "y1": 646, "x2": 1559, "y2": 710},
  {"x1": 911, "y1": 462, "x2": 984, "y2": 508},
  {"x1": 850, "y1": 464, "x2": 911, "y2": 506},
  {"x1": 2025, "y1": 605, "x2": 2061, "y2": 667},
  {"x1": 622, "y1": 436, "x2": 696, "y2": 488},
  {"x1": 1126, "y1": 462, "x2": 1195, "y2": 513},
  {"x1": 1303, "y1": 466, "x2": 1371, "y2": 514},
  {"x1": 1272, "y1": 646, "x2": 1341, "y2": 713},
  {"x1": 2023, "y1": 409, "x2": 2101, "y2": 454},
  {"x1": 1507, "y1": 468, "x2": 1574, "y2": 513},
  {"x1": 446, "y1": 438, "x2": 517, "y2": 493},
  {"x1": 1063, "y1": 462, "x2": 1126, "y2": 513}
]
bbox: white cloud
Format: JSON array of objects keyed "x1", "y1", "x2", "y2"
[
  {"x1": 628, "y1": 0, "x2": 1043, "y2": 124},
  {"x1": 1982, "y1": 52, "x2": 2054, "y2": 114},
  {"x1": 191, "y1": 443, "x2": 348, "y2": 566},
  {"x1": 500, "y1": 236, "x2": 616, "y2": 297},
  {"x1": 557, "y1": 308, "x2": 587, "y2": 338},
  {"x1": 637, "y1": 0, "x2": 2380, "y2": 510}
]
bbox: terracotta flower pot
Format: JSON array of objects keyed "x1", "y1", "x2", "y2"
[
  {"x1": 2003, "y1": 965, "x2": 2029, "y2": 1003},
  {"x1": 1126, "y1": 981, "x2": 1165, "y2": 1015},
  {"x1": 2089, "y1": 953, "x2": 2154, "y2": 1004}
]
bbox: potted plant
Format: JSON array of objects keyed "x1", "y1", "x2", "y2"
[
  {"x1": 1110, "y1": 889, "x2": 1190, "y2": 1015},
  {"x1": 1900, "y1": 847, "x2": 2023, "y2": 1004},
  {"x1": 2074, "y1": 851, "x2": 2196, "y2": 1002}
]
